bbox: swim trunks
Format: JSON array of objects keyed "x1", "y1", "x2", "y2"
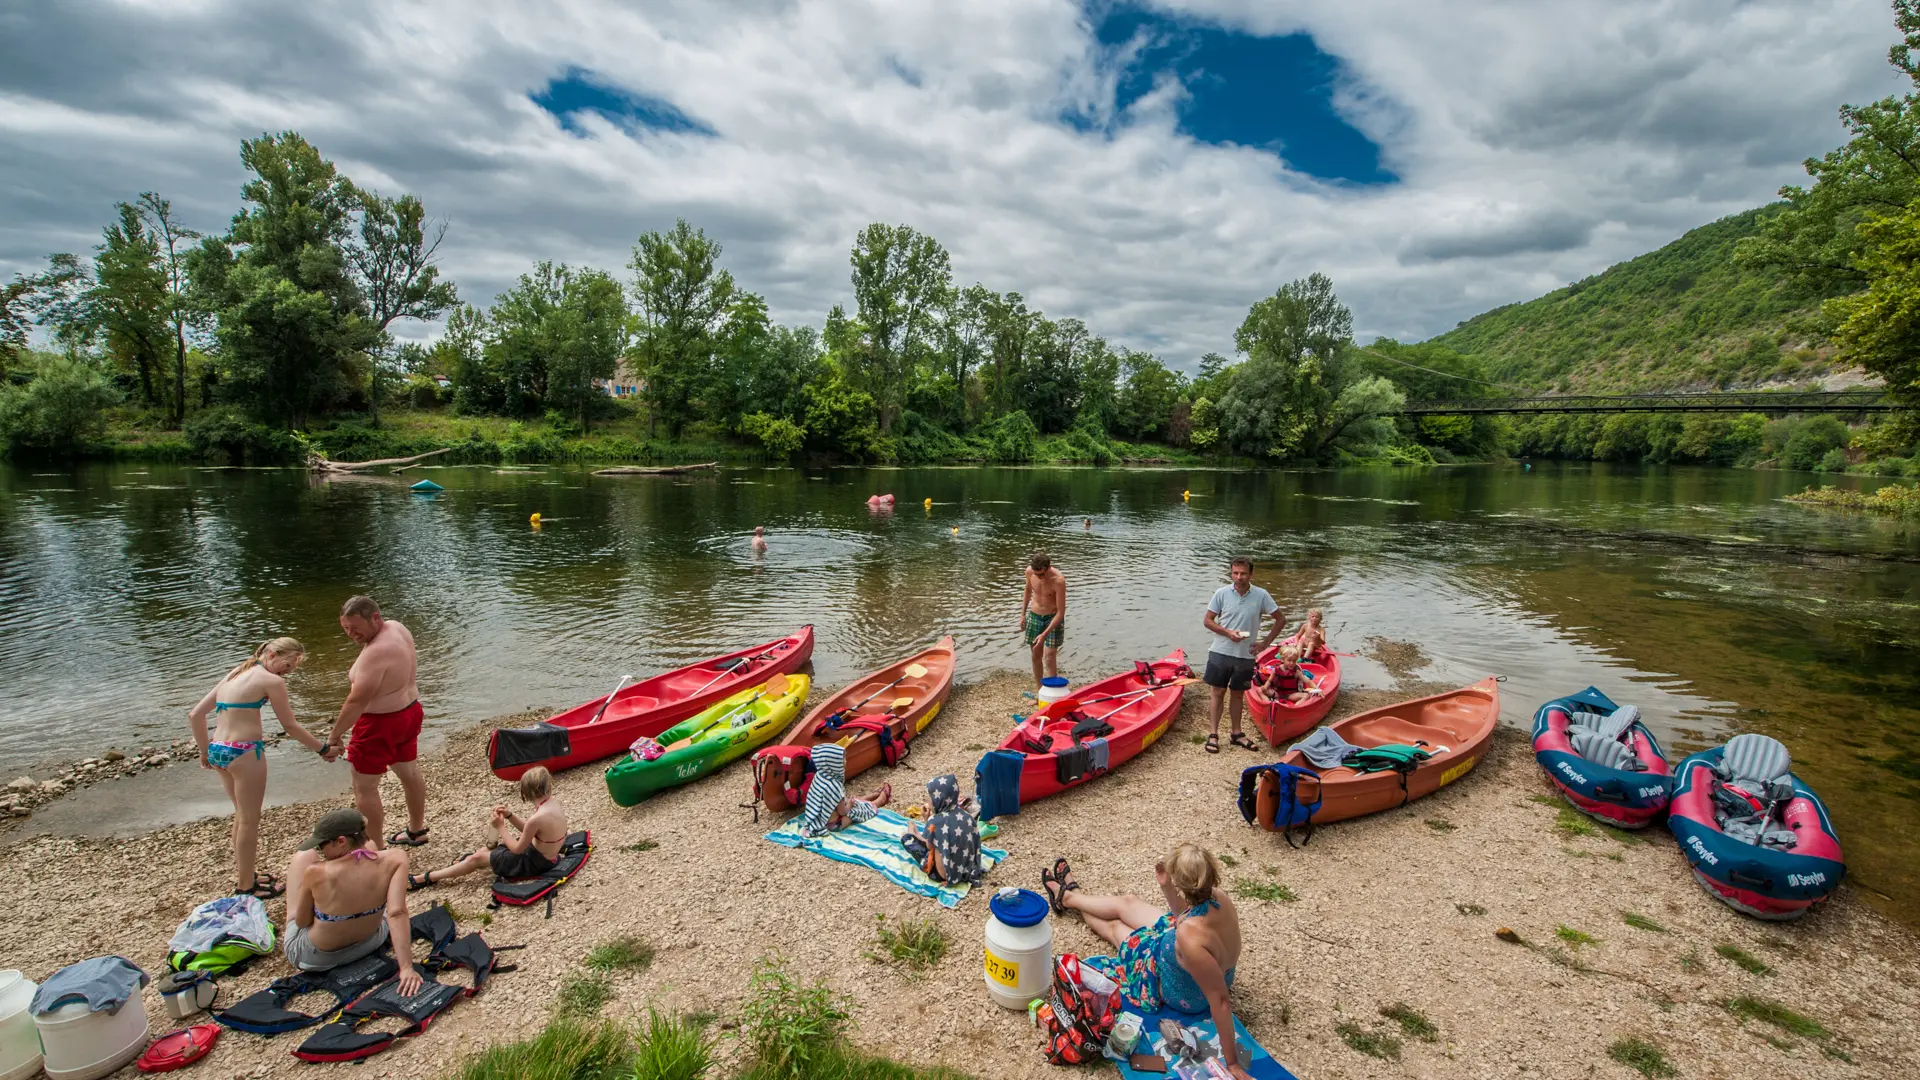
[
  {"x1": 346, "y1": 700, "x2": 424, "y2": 776},
  {"x1": 488, "y1": 845, "x2": 559, "y2": 879},
  {"x1": 1024, "y1": 610, "x2": 1064, "y2": 648}
]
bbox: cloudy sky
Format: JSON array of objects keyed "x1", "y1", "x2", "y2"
[{"x1": 0, "y1": 0, "x2": 1905, "y2": 367}]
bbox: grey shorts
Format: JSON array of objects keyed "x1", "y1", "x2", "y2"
[
  {"x1": 283, "y1": 917, "x2": 389, "y2": 972},
  {"x1": 1203, "y1": 652, "x2": 1257, "y2": 692}
]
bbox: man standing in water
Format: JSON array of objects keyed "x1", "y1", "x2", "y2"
[
  {"x1": 1201, "y1": 556, "x2": 1283, "y2": 753},
  {"x1": 1022, "y1": 552, "x2": 1066, "y2": 689},
  {"x1": 322, "y1": 596, "x2": 429, "y2": 849}
]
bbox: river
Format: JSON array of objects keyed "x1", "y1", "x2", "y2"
[{"x1": 2, "y1": 460, "x2": 1915, "y2": 924}]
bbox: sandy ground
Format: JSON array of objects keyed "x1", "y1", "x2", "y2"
[{"x1": 2, "y1": 671, "x2": 1916, "y2": 1080}]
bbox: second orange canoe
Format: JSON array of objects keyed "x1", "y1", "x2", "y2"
[
  {"x1": 1251, "y1": 677, "x2": 1499, "y2": 830},
  {"x1": 750, "y1": 637, "x2": 956, "y2": 813}
]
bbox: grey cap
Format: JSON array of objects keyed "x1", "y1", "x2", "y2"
[{"x1": 298, "y1": 807, "x2": 367, "y2": 850}]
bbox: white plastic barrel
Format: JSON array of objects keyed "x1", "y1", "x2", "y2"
[
  {"x1": 1036, "y1": 677, "x2": 1071, "y2": 706},
  {"x1": 35, "y1": 995, "x2": 148, "y2": 1080},
  {"x1": 984, "y1": 887, "x2": 1052, "y2": 1010},
  {"x1": 0, "y1": 971, "x2": 42, "y2": 1080}
]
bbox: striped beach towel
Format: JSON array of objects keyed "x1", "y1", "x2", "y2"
[{"x1": 764, "y1": 808, "x2": 1007, "y2": 908}]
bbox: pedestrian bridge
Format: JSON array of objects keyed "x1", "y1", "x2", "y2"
[{"x1": 1396, "y1": 389, "x2": 1899, "y2": 417}]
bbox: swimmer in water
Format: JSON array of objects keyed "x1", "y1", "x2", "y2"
[
  {"x1": 1084, "y1": 517, "x2": 1092, "y2": 531},
  {"x1": 751, "y1": 526, "x2": 767, "y2": 556}
]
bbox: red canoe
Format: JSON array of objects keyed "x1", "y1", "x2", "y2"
[
  {"x1": 987, "y1": 651, "x2": 1189, "y2": 808},
  {"x1": 488, "y1": 626, "x2": 815, "y2": 779},
  {"x1": 1247, "y1": 637, "x2": 1341, "y2": 745}
]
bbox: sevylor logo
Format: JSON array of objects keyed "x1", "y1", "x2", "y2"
[
  {"x1": 1637, "y1": 785, "x2": 1665, "y2": 799},
  {"x1": 1686, "y1": 835, "x2": 1719, "y2": 865},
  {"x1": 1788, "y1": 872, "x2": 1827, "y2": 888},
  {"x1": 1556, "y1": 761, "x2": 1588, "y2": 785}
]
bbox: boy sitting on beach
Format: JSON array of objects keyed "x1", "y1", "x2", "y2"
[
  {"x1": 409, "y1": 766, "x2": 568, "y2": 889},
  {"x1": 1259, "y1": 644, "x2": 1313, "y2": 704}
]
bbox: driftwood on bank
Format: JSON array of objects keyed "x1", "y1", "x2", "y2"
[
  {"x1": 592, "y1": 461, "x2": 719, "y2": 476},
  {"x1": 308, "y1": 447, "x2": 454, "y2": 472}
]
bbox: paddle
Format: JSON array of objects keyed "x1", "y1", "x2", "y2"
[
  {"x1": 1044, "y1": 677, "x2": 1196, "y2": 717},
  {"x1": 686, "y1": 646, "x2": 781, "y2": 699},
  {"x1": 685, "y1": 674, "x2": 791, "y2": 742},
  {"x1": 845, "y1": 664, "x2": 929, "y2": 714},
  {"x1": 585, "y1": 674, "x2": 635, "y2": 726}
]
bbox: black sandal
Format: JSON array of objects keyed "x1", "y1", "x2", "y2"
[
  {"x1": 387, "y1": 826, "x2": 431, "y2": 848},
  {"x1": 407, "y1": 870, "x2": 437, "y2": 892},
  {"x1": 1231, "y1": 732, "x2": 1259, "y2": 751},
  {"x1": 1204, "y1": 733, "x2": 1221, "y2": 754},
  {"x1": 1049, "y1": 857, "x2": 1081, "y2": 913},
  {"x1": 236, "y1": 873, "x2": 284, "y2": 900},
  {"x1": 1041, "y1": 868, "x2": 1065, "y2": 914}
]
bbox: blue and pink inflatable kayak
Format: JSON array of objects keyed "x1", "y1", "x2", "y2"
[
  {"x1": 1531, "y1": 687, "x2": 1672, "y2": 829},
  {"x1": 1668, "y1": 735, "x2": 1845, "y2": 921}
]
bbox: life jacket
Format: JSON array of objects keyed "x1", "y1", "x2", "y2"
[
  {"x1": 291, "y1": 932, "x2": 503, "y2": 1062},
  {"x1": 1038, "y1": 954, "x2": 1122, "y2": 1065},
  {"x1": 213, "y1": 906, "x2": 459, "y2": 1034},
  {"x1": 1343, "y1": 743, "x2": 1430, "y2": 773},
  {"x1": 748, "y1": 746, "x2": 816, "y2": 820},
  {"x1": 490, "y1": 831, "x2": 591, "y2": 908},
  {"x1": 1268, "y1": 667, "x2": 1301, "y2": 692},
  {"x1": 1239, "y1": 762, "x2": 1324, "y2": 848},
  {"x1": 832, "y1": 716, "x2": 912, "y2": 767}
]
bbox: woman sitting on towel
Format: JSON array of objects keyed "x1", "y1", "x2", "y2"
[
  {"x1": 900, "y1": 774, "x2": 983, "y2": 885},
  {"x1": 798, "y1": 742, "x2": 892, "y2": 837},
  {"x1": 1042, "y1": 844, "x2": 1249, "y2": 1079},
  {"x1": 283, "y1": 808, "x2": 421, "y2": 995}
]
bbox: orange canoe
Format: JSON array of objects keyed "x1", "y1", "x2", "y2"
[
  {"x1": 750, "y1": 637, "x2": 956, "y2": 813},
  {"x1": 1250, "y1": 678, "x2": 1499, "y2": 831}
]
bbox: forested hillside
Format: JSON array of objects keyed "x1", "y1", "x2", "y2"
[{"x1": 1432, "y1": 207, "x2": 1841, "y2": 393}]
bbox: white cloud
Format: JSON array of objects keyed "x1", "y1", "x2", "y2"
[{"x1": 0, "y1": 0, "x2": 1904, "y2": 365}]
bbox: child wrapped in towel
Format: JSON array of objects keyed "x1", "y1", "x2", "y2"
[
  {"x1": 798, "y1": 741, "x2": 892, "y2": 837},
  {"x1": 900, "y1": 774, "x2": 984, "y2": 885}
]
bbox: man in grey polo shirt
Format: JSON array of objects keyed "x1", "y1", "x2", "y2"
[{"x1": 1201, "y1": 555, "x2": 1283, "y2": 752}]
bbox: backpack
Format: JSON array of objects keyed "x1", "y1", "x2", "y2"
[
  {"x1": 1239, "y1": 762, "x2": 1324, "y2": 847},
  {"x1": 748, "y1": 746, "x2": 816, "y2": 820},
  {"x1": 1037, "y1": 954, "x2": 1122, "y2": 1065}
]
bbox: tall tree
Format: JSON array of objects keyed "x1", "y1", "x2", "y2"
[
  {"x1": 188, "y1": 132, "x2": 378, "y2": 428},
  {"x1": 629, "y1": 219, "x2": 736, "y2": 437},
  {"x1": 1216, "y1": 274, "x2": 1354, "y2": 457},
  {"x1": 1115, "y1": 350, "x2": 1184, "y2": 440},
  {"x1": 3, "y1": 255, "x2": 92, "y2": 374},
  {"x1": 544, "y1": 267, "x2": 629, "y2": 431},
  {"x1": 347, "y1": 190, "x2": 457, "y2": 423},
  {"x1": 136, "y1": 193, "x2": 202, "y2": 424},
  {"x1": 847, "y1": 223, "x2": 953, "y2": 431},
  {"x1": 92, "y1": 202, "x2": 168, "y2": 407},
  {"x1": 940, "y1": 284, "x2": 994, "y2": 429},
  {"x1": 443, "y1": 303, "x2": 499, "y2": 414}
]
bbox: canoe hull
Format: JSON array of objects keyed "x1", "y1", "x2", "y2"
[
  {"x1": 1253, "y1": 677, "x2": 1499, "y2": 829},
  {"x1": 755, "y1": 638, "x2": 957, "y2": 813},
  {"x1": 489, "y1": 626, "x2": 814, "y2": 779},
  {"x1": 605, "y1": 675, "x2": 809, "y2": 806},
  {"x1": 995, "y1": 651, "x2": 1189, "y2": 806},
  {"x1": 1247, "y1": 638, "x2": 1341, "y2": 745}
]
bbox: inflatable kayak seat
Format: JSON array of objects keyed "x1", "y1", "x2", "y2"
[
  {"x1": 1567, "y1": 726, "x2": 1641, "y2": 772},
  {"x1": 490, "y1": 831, "x2": 591, "y2": 907},
  {"x1": 291, "y1": 932, "x2": 497, "y2": 1062},
  {"x1": 1719, "y1": 733, "x2": 1791, "y2": 791},
  {"x1": 489, "y1": 722, "x2": 571, "y2": 772}
]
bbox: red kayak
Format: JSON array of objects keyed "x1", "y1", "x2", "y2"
[
  {"x1": 488, "y1": 626, "x2": 814, "y2": 779},
  {"x1": 980, "y1": 651, "x2": 1190, "y2": 813},
  {"x1": 1247, "y1": 637, "x2": 1341, "y2": 745}
]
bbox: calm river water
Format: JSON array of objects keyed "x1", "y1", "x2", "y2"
[{"x1": 2, "y1": 461, "x2": 1916, "y2": 923}]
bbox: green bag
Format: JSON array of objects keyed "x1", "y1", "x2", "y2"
[{"x1": 169, "y1": 923, "x2": 276, "y2": 976}]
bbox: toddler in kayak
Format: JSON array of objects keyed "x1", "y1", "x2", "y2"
[
  {"x1": 408, "y1": 766, "x2": 569, "y2": 889},
  {"x1": 1258, "y1": 644, "x2": 1313, "y2": 704},
  {"x1": 1295, "y1": 608, "x2": 1328, "y2": 661}
]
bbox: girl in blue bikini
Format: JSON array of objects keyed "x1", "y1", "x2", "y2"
[
  {"x1": 188, "y1": 637, "x2": 329, "y2": 898},
  {"x1": 1043, "y1": 844, "x2": 1250, "y2": 1078}
]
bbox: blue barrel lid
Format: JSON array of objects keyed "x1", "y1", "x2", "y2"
[
  {"x1": 989, "y1": 887, "x2": 1050, "y2": 928},
  {"x1": 1039, "y1": 677, "x2": 1069, "y2": 689},
  {"x1": 408, "y1": 479, "x2": 444, "y2": 492}
]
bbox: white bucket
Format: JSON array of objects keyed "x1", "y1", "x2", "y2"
[
  {"x1": 984, "y1": 887, "x2": 1052, "y2": 1010},
  {"x1": 0, "y1": 971, "x2": 42, "y2": 1080},
  {"x1": 1036, "y1": 677, "x2": 1071, "y2": 706},
  {"x1": 35, "y1": 995, "x2": 148, "y2": 1080}
]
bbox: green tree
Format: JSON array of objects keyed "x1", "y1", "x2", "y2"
[
  {"x1": 0, "y1": 353, "x2": 121, "y2": 455},
  {"x1": 188, "y1": 132, "x2": 379, "y2": 427},
  {"x1": 1073, "y1": 334, "x2": 1121, "y2": 434},
  {"x1": 136, "y1": 193, "x2": 203, "y2": 424},
  {"x1": 847, "y1": 223, "x2": 953, "y2": 431},
  {"x1": 91, "y1": 202, "x2": 169, "y2": 408},
  {"x1": 443, "y1": 303, "x2": 499, "y2": 414},
  {"x1": 1825, "y1": 202, "x2": 1920, "y2": 408},
  {"x1": 629, "y1": 219, "x2": 737, "y2": 437},
  {"x1": 1115, "y1": 350, "x2": 1184, "y2": 440},
  {"x1": 1215, "y1": 274, "x2": 1353, "y2": 457},
  {"x1": 544, "y1": 267, "x2": 629, "y2": 431},
  {"x1": 347, "y1": 190, "x2": 458, "y2": 423}
]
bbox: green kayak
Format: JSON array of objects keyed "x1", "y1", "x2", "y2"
[{"x1": 605, "y1": 674, "x2": 809, "y2": 806}]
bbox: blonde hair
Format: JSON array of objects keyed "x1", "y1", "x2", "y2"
[
  {"x1": 1166, "y1": 843, "x2": 1223, "y2": 909},
  {"x1": 517, "y1": 766, "x2": 552, "y2": 803},
  {"x1": 1278, "y1": 643, "x2": 1301, "y2": 663},
  {"x1": 1307, "y1": 608, "x2": 1323, "y2": 623},
  {"x1": 225, "y1": 637, "x2": 305, "y2": 682}
]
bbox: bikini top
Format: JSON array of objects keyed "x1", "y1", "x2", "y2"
[
  {"x1": 214, "y1": 697, "x2": 270, "y2": 712},
  {"x1": 314, "y1": 851, "x2": 387, "y2": 922}
]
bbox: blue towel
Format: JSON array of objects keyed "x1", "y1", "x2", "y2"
[
  {"x1": 1089, "y1": 737, "x2": 1110, "y2": 772},
  {"x1": 764, "y1": 808, "x2": 1007, "y2": 908},
  {"x1": 31, "y1": 956, "x2": 149, "y2": 1017},
  {"x1": 1286, "y1": 726, "x2": 1362, "y2": 769},
  {"x1": 1112, "y1": 1008, "x2": 1295, "y2": 1080},
  {"x1": 975, "y1": 749, "x2": 1025, "y2": 820}
]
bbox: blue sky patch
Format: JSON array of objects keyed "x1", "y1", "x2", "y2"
[
  {"x1": 1077, "y1": 4, "x2": 1395, "y2": 185},
  {"x1": 532, "y1": 68, "x2": 713, "y2": 136}
]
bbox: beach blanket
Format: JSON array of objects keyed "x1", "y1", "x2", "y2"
[
  {"x1": 1111, "y1": 1008, "x2": 1296, "y2": 1080},
  {"x1": 764, "y1": 808, "x2": 1006, "y2": 908}
]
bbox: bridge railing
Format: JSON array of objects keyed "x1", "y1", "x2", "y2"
[{"x1": 1396, "y1": 390, "x2": 1898, "y2": 416}]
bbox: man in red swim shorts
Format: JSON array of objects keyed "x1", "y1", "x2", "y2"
[{"x1": 322, "y1": 595, "x2": 429, "y2": 849}]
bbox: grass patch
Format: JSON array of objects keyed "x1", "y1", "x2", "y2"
[
  {"x1": 1528, "y1": 793, "x2": 1562, "y2": 807},
  {"x1": 739, "y1": 1043, "x2": 974, "y2": 1079},
  {"x1": 445, "y1": 1016, "x2": 634, "y2": 1080},
  {"x1": 631, "y1": 1008, "x2": 714, "y2": 1080},
  {"x1": 1759, "y1": 1032, "x2": 1794, "y2": 1052},
  {"x1": 1607, "y1": 1037, "x2": 1678, "y2": 1079},
  {"x1": 1555, "y1": 925, "x2": 1597, "y2": 949},
  {"x1": 1723, "y1": 996, "x2": 1829, "y2": 1040},
  {"x1": 1554, "y1": 807, "x2": 1600, "y2": 838},
  {"x1": 869, "y1": 915, "x2": 950, "y2": 971},
  {"x1": 1601, "y1": 823, "x2": 1649, "y2": 845},
  {"x1": 962, "y1": 743, "x2": 984, "y2": 752},
  {"x1": 557, "y1": 973, "x2": 615, "y2": 1018},
  {"x1": 1378, "y1": 1003, "x2": 1438, "y2": 1041},
  {"x1": 739, "y1": 955, "x2": 854, "y2": 1080},
  {"x1": 1189, "y1": 734, "x2": 1208, "y2": 745},
  {"x1": 1822, "y1": 1046, "x2": 1855, "y2": 1063},
  {"x1": 1233, "y1": 876, "x2": 1298, "y2": 903},
  {"x1": 1621, "y1": 911, "x2": 1667, "y2": 933},
  {"x1": 625, "y1": 839, "x2": 659, "y2": 853},
  {"x1": 1715, "y1": 943, "x2": 1771, "y2": 975},
  {"x1": 585, "y1": 934, "x2": 656, "y2": 973},
  {"x1": 1335, "y1": 1021, "x2": 1401, "y2": 1061},
  {"x1": 1456, "y1": 903, "x2": 1487, "y2": 916},
  {"x1": 1424, "y1": 818, "x2": 1456, "y2": 832},
  {"x1": 1218, "y1": 853, "x2": 1238, "y2": 868}
]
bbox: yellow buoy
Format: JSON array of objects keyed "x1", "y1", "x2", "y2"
[
  {"x1": 529, "y1": 512, "x2": 542, "y2": 525},
  {"x1": 1182, "y1": 490, "x2": 1190, "y2": 501},
  {"x1": 924, "y1": 497, "x2": 933, "y2": 509}
]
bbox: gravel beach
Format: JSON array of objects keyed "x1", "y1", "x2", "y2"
[{"x1": 1, "y1": 669, "x2": 1915, "y2": 1079}]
